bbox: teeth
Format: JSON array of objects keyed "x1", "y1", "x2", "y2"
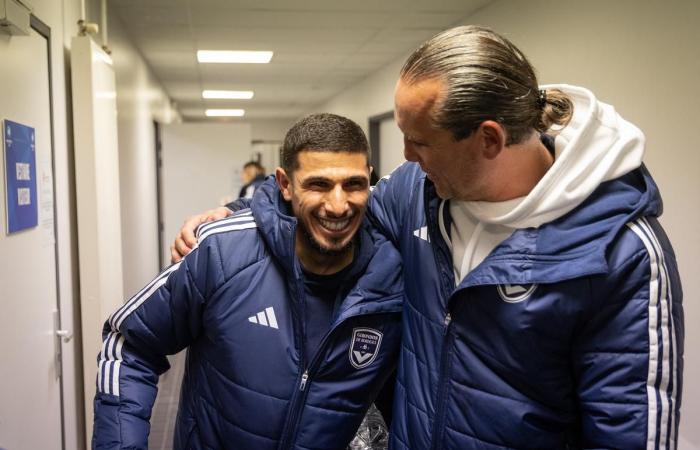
[{"x1": 319, "y1": 218, "x2": 350, "y2": 231}]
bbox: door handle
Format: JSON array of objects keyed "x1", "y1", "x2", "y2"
[{"x1": 56, "y1": 329, "x2": 73, "y2": 343}]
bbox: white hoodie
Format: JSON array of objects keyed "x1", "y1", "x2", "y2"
[{"x1": 444, "y1": 84, "x2": 646, "y2": 283}]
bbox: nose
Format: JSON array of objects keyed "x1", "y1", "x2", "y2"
[
  {"x1": 403, "y1": 137, "x2": 418, "y2": 162},
  {"x1": 324, "y1": 184, "x2": 350, "y2": 217}
]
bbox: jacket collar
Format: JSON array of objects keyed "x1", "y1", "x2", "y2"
[{"x1": 422, "y1": 165, "x2": 662, "y2": 287}]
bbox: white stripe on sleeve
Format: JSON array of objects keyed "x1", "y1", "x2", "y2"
[
  {"x1": 627, "y1": 219, "x2": 676, "y2": 450},
  {"x1": 641, "y1": 218, "x2": 678, "y2": 449},
  {"x1": 114, "y1": 263, "x2": 182, "y2": 330},
  {"x1": 198, "y1": 220, "x2": 256, "y2": 243},
  {"x1": 196, "y1": 211, "x2": 252, "y2": 237},
  {"x1": 110, "y1": 262, "x2": 182, "y2": 329}
]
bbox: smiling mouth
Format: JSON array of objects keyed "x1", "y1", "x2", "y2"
[{"x1": 318, "y1": 217, "x2": 352, "y2": 232}]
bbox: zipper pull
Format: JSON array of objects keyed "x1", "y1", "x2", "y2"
[
  {"x1": 443, "y1": 313, "x2": 452, "y2": 335},
  {"x1": 299, "y1": 370, "x2": 309, "y2": 391}
]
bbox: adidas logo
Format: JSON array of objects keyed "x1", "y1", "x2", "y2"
[
  {"x1": 248, "y1": 307, "x2": 279, "y2": 329},
  {"x1": 413, "y1": 226, "x2": 430, "y2": 242}
]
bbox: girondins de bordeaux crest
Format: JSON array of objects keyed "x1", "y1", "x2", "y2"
[{"x1": 349, "y1": 328, "x2": 383, "y2": 369}]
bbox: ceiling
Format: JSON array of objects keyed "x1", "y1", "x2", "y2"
[{"x1": 110, "y1": 0, "x2": 491, "y2": 121}]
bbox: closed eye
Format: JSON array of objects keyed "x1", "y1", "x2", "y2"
[
  {"x1": 406, "y1": 137, "x2": 427, "y2": 147},
  {"x1": 344, "y1": 177, "x2": 369, "y2": 190},
  {"x1": 306, "y1": 180, "x2": 330, "y2": 190}
]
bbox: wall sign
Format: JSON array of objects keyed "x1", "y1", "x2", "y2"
[{"x1": 4, "y1": 119, "x2": 38, "y2": 233}]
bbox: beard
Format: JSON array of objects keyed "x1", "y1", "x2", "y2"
[{"x1": 299, "y1": 221, "x2": 355, "y2": 257}]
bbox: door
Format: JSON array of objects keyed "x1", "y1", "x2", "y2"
[
  {"x1": 369, "y1": 111, "x2": 404, "y2": 178},
  {"x1": 0, "y1": 18, "x2": 64, "y2": 450}
]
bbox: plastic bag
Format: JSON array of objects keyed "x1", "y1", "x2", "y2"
[{"x1": 347, "y1": 403, "x2": 389, "y2": 450}]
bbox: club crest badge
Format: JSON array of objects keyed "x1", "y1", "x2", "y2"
[
  {"x1": 497, "y1": 283, "x2": 538, "y2": 303},
  {"x1": 349, "y1": 328, "x2": 383, "y2": 369}
]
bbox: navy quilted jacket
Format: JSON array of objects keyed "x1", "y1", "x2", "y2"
[
  {"x1": 92, "y1": 179, "x2": 404, "y2": 450},
  {"x1": 369, "y1": 162, "x2": 683, "y2": 449}
]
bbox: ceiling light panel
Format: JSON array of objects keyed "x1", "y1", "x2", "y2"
[
  {"x1": 202, "y1": 90, "x2": 254, "y2": 99},
  {"x1": 197, "y1": 50, "x2": 273, "y2": 64},
  {"x1": 205, "y1": 109, "x2": 245, "y2": 117}
]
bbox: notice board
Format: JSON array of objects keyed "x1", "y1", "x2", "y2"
[{"x1": 3, "y1": 119, "x2": 38, "y2": 233}]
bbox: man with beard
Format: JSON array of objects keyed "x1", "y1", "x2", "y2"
[{"x1": 92, "y1": 113, "x2": 404, "y2": 450}]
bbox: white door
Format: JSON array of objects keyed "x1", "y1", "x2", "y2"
[
  {"x1": 0, "y1": 23, "x2": 63, "y2": 450},
  {"x1": 379, "y1": 116, "x2": 405, "y2": 177}
]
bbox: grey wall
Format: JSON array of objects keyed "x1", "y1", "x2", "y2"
[{"x1": 160, "y1": 123, "x2": 252, "y2": 264}]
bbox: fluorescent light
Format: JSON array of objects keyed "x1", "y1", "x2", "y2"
[
  {"x1": 205, "y1": 109, "x2": 245, "y2": 117},
  {"x1": 197, "y1": 50, "x2": 273, "y2": 64},
  {"x1": 202, "y1": 90, "x2": 254, "y2": 100}
]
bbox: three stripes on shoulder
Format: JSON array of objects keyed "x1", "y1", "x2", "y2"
[{"x1": 196, "y1": 210, "x2": 257, "y2": 243}]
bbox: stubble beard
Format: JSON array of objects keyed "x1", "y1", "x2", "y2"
[{"x1": 300, "y1": 221, "x2": 354, "y2": 258}]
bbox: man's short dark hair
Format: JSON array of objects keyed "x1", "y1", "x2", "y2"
[
  {"x1": 281, "y1": 113, "x2": 370, "y2": 174},
  {"x1": 243, "y1": 161, "x2": 264, "y2": 173}
]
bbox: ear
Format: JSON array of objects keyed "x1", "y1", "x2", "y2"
[
  {"x1": 276, "y1": 168, "x2": 293, "y2": 202},
  {"x1": 478, "y1": 120, "x2": 506, "y2": 160}
]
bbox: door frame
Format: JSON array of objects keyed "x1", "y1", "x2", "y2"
[
  {"x1": 28, "y1": 13, "x2": 68, "y2": 450},
  {"x1": 154, "y1": 120, "x2": 165, "y2": 269},
  {"x1": 368, "y1": 110, "x2": 394, "y2": 176}
]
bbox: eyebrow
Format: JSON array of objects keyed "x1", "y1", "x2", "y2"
[{"x1": 300, "y1": 175, "x2": 368, "y2": 185}]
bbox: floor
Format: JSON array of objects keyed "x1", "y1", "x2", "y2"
[{"x1": 148, "y1": 351, "x2": 186, "y2": 449}]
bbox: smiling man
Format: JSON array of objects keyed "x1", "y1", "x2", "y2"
[{"x1": 92, "y1": 113, "x2": 404, "y2": 450}]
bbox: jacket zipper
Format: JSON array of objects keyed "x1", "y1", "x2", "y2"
[
  {"x1": 277, "y1": 303, "x2": 402, "y2": 449},
  {"x1": 425, "y1": 193, "x2": 458, "y2": 450},
  {"x1": 430, "y1": 311, "x2": 455, "y2": 450}
]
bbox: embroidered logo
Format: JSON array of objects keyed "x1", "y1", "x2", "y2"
[
  {"x1": 412, "y1": 226, "x2": 430, "y2": 242},
  {"x1": 248, "y1": 307, "x2": 279, "y2": 329},
  {"x1": 349, "y1": 328, "x2": 383, "y2": 369},
  {"x1": 497, "y1": 284, "x2": 538, "y2": 303}
]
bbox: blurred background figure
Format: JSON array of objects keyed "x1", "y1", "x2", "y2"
[{"x1": 239, "y1": 161, "x2": 266, "y2": 199}]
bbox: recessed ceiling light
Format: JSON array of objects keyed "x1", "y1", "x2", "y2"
[
  {"x1": 197, "y1": 50, "x2": 273, "y2": 64},
  {"x1": 202, "y1": 90, "x2": 254, "y2": 100},
  {"x1": 205, "y1": 109, "x2": 245, "y2": 117}
]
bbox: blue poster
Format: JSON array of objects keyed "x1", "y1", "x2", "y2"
[{"x1": 4, "y1": 120, "x2": 38, "y2": 233}]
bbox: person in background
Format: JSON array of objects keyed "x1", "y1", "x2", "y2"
[
  {"x1": 93, "y1": 113, "x2": 403, "y2": 450},
  {"x1": 172, "y1": 26, "x2": 684, "y2": 449},
  {"x1": 238, "y1": 160, "x2": 266, "y2": 199}
]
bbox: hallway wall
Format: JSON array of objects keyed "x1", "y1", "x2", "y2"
[
  {"x1": 109, "y1": 12, "x2": 179, "y2": 294},
  {"x1": 160, "y1": 122, "x2": 252, "y2": 265},
  {"x1": 0, "y1": 1, "x2": 178, "y2": 447}
]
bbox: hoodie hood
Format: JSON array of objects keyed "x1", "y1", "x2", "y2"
[{"x1": 464, "y1": 84, "x2": 646, "y2": 229}]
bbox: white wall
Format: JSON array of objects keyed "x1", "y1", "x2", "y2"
[
  {"x1": 247, "y1": 118, "x2": 293, "y2": 142},
  {"x1": 310, "y1": 0, "x2": 700, "y2": 447},
  {"x1": 161, "y1": 123, "x2": 252, "y2": 263},
  {"x1": 108, "y1": 12, "x2": 179, "y2": 294},
  {"x1": 308, "y1": 58, "x2": 404, "y2": 134}
]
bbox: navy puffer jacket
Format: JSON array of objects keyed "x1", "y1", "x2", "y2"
[
  {"x1": 92, "y1": 178, "x2": 404, "y2": 450},
  {"x1": 369, "y1": 162, "x2": 683, "y2": 449}
]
